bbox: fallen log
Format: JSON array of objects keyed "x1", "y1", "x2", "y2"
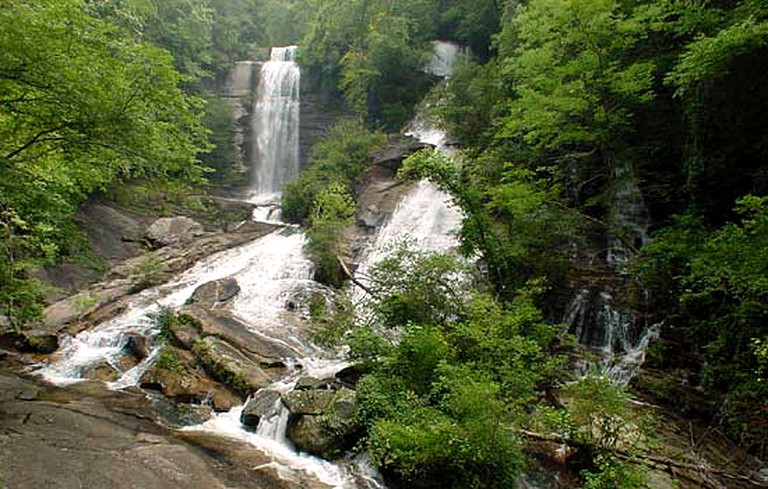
[
  {"x1": 519, "y1": 430, "x2": 767, "y2": 488},
  {"x1": 336, "y1": 256, "x2": 376, "y2": 297}
]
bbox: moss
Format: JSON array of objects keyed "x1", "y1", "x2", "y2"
[
  {"x1": 156, "y1": 347, "x2": 186, "y2": 375},
  {"x1": 192, "y1": 339, "x2": 249, "y2": 394}
]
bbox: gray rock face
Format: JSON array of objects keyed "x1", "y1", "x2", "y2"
[
  {"x1": 146, "y1": 217, "x2": 205, "y2": 248},
  {"x1": 82, "y1": 360, "x2": 120, "y2": 382},
  {"x1": 80, "y1": 202, "x2": 143, "y2": 261},
  {"x1": 0, "y1": 372, "x2": 266, "y2": 489},
  {"x1": 240, "y1": 389, "x2": 282, "y2": 429},
  {"x1": 283, "y1": 389, "x2": 336, "y2": 415},
  {"x1": 181, "y1": 306, "x2": 298, "y2": 362},
  {"x1": 139, "y1": 345, "x2": 241, "y2": 411},
  {"x1": 285, "y1": 387, "x2": 359, "y2": 458},
  {"x1": 188, "y1": 278, "x2": 240, "y2": 308},
  {"x1": 194, "y1": 336, "x2": 272, "y2": 394}
]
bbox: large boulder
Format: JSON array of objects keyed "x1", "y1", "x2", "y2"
[
  {"x1": 82, "y1": 360, "x2": 121, "y2": 383},
  {"x1": 240, "y1": 389, "x2": 282, "y2": 429},
  {"x1": 285, "y1": 388, "x2": 359, "y2": 458},
  {"x1": 188, "y1": 278, "x2": 240, "y2": 308},
  {"x1": 146, "y1": 217, "x2": 205, "y2": 248},
  {"x1": 79, "y1": 202, "x2": 143, "y2": 261},
  {"x1": 181, "y1": 306, "x2": 298, "y2": 363},
  {"x1": 139, "y1": 345, "x2": 240, "y2": 411},
  {"x1": 193, "y1": 337, "x2": 273, "y2": 394},
  {"x1": 283, "y1": 389, "x2": 336, "y2": 415}
]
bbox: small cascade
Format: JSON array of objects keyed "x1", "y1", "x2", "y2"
[
  {"x1": 353, "y1": 110, "x2": 463, "y2": 316},
  {"x1": 606, "y1": 162, "x2": 650, "y2": 267},
  {"x1": 565, "y1": 287, "x2": 659, "y2": 382},
  {"x1": 565, "y1": 160, "x2": 654, "y2": 380},
  {"x1": 251, "y1": 46, "x2": 301, "y2": 218},
  {"x1": 184, "y1": 357, "x2": 368, "y2": 489},
  {"x1": 39, "y1": 229, "x2": 318, "y2": 384},
  {"x1": 256, "y1": 398, "x2": 292, "y2": 444}
]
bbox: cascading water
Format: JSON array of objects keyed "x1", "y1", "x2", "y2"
[
  {"x1": 35, "y1": 40, "x2": 470, "y2": 489},
  {"x1": 426, "y1": 41, "x2": 468, "y2": 78},
  {"x1": 564, "y1": 160, "x2": 656, "y2": 381},
  {"x1": 39, "y1": 224, "x2": 382, "y2": 487},
  {"x1": 353, "y1": 96, "x2": 464, "y2": 320},
  {"x1": 251, "y1": 46, "x2": 301, "y2": 220},
  {"x1": 39, "y1": 229, "x2": 316, "y2": 384}
]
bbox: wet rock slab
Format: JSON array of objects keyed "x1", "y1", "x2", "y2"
[
  {"x1": 139, "y1": 345, "x2": 241, "y2": 411},
  {"x1": 194, "y1": 336, "x2": 273, "y2": 394},
  {"x1": 240, "y1": 389, "x2": 282, "y2": 428},
  {"x1": 0, "y1": 372, "x2": 262, "y2": 489},
  {"x1": 146, "y1": 216, "x2": 205, "y2": 248},
  {"x1": 188, "y1": 278, "x2": 241, "y2": 308}
]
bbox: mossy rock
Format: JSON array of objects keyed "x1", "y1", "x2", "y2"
[{"x1": 192, "y1": 337, "x2": 271, "y2": 395}]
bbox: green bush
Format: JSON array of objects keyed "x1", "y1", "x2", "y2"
[{"x1": 282, "y1": 119, "x2": 384, "y2": 224}]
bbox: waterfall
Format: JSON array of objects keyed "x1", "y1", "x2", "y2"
[
  {"x1": 606, "y1": 162, "x2": 650, "y2": 267},
  {"x1": 251, "y1": 46, "x2": 301, "y2": 215},
  {"x1": 39, "y1": 229, "x2": 318, "y2": 384},
  {"x1": 353, "y1": 106, "x2": 464, "y2": 319},
  {"x1": 34, "y1": 41, "x2": 472, "y2": 489},
  {"x1": 426, "y1": 41, "x2": 468, "y2": 78},
  {"x1": 565, "y1": 160, "x2": 655, "y2": 381}
]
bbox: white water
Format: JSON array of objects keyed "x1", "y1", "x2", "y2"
[
  {"x1": 36, "y1": 44, "x2": 473, "y2": 488},
  {"x1": 352, "y1": 108, "x2": 463, "y2": 326},
  {"x1": 565, "y1": 288, "x2": 659, "y2": 383},
  {"x1": 426, "y1": 41, "x2": 467, "y2": 78},
  {"x1": 250, "y1": 46, "x2": 301, "y2": 219},
  {"x1": 39, "y1": 229, "x2": 315, "y2": 384},
  {"x1": 184, "y1": 356, "x2": 376, "y2": 489}
]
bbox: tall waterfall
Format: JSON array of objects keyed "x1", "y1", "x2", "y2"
[{"x1": 251, "y1": 46, "x2": 301, "y2": 203}]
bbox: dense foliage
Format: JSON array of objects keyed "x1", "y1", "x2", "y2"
[
  {"x1": 421, "y1": 0, "x2": 768, "y2": 458},
  {"x1": 281, "y1": 119, "x2": 384, "y2": 285},
  {"x1": 0, "y1": 0, "x2": 209, "y2": 325},
  {"x1": 295, "y1": 0, "x2": 768, "y2": 480},
  {"x1": 299, "y1": 0, "x2": 502, "y2": 129}
]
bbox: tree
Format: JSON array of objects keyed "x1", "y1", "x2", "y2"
[
  {"x1": 301, "y1": 0, "x2": 437, "y2": 129},
  {"x1": 640, "y1": 196, "x2": 768, "y2": 454},
  {"x1": 0, "y1": 0, "x2": 209, "y2": 325},
  {"x1": 305, "y1": 182, "x2": 356, "y2": 286}
]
